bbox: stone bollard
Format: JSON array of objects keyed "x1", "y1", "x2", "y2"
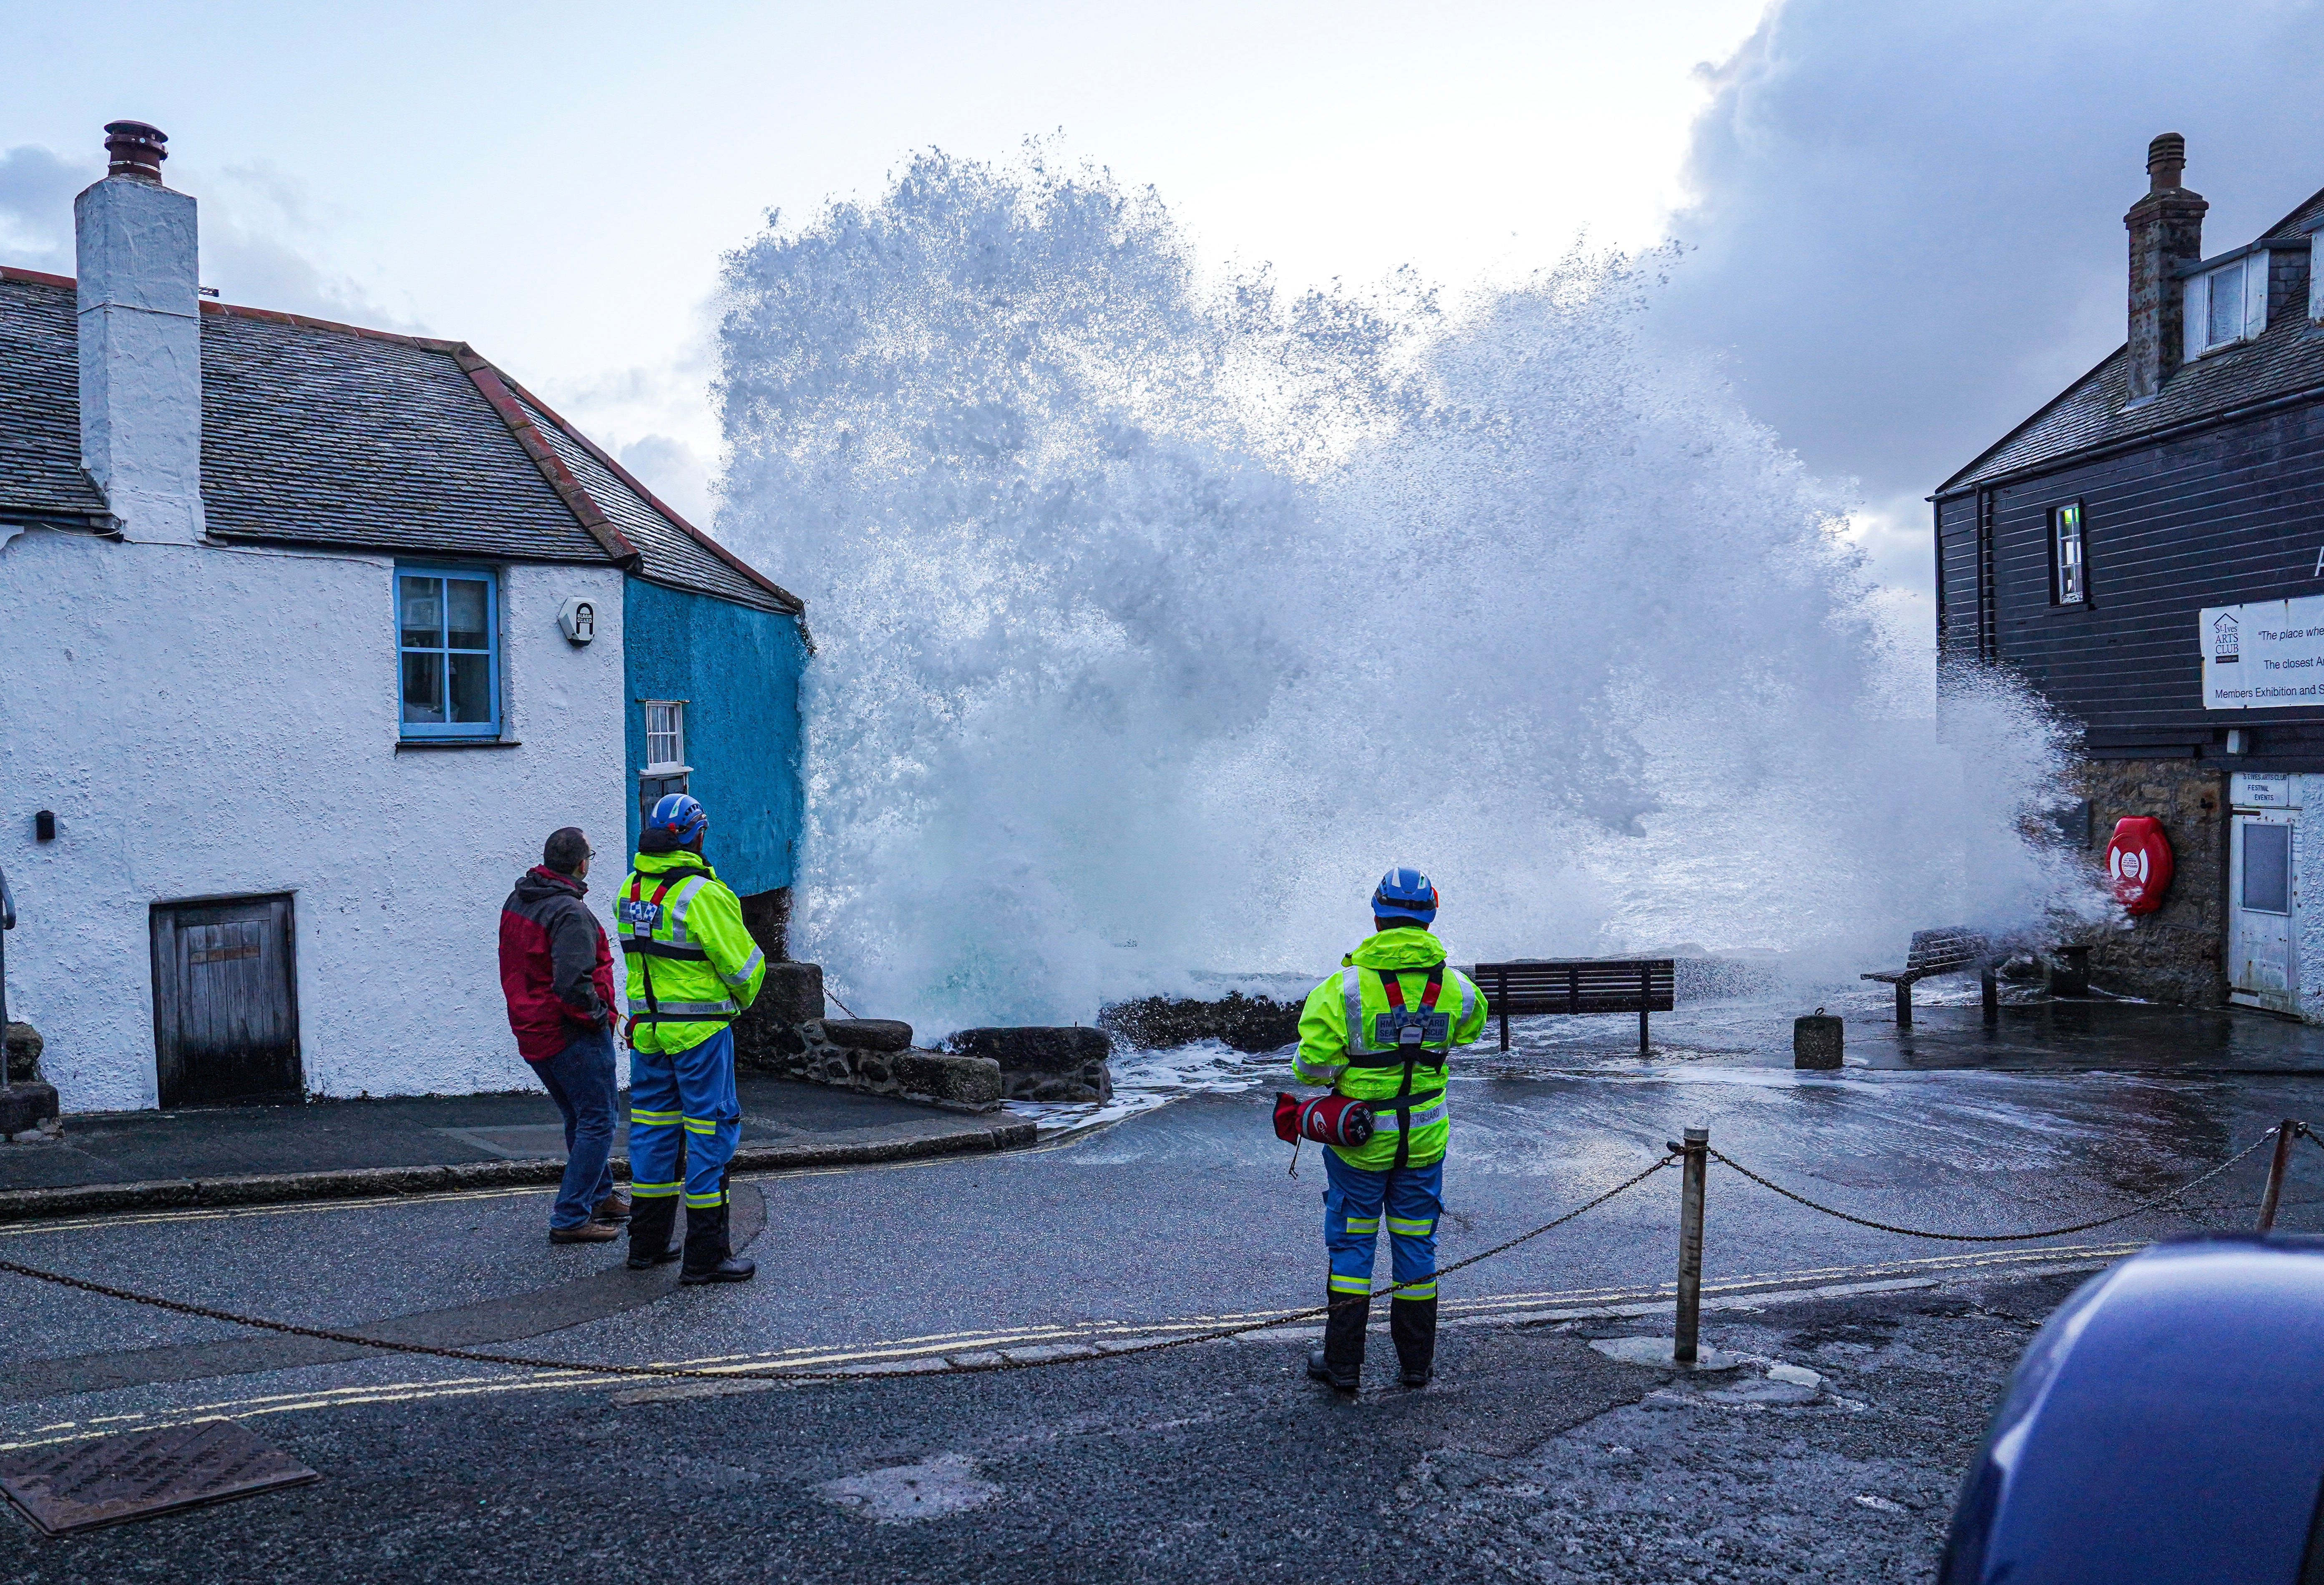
[
  {"x1": 2045, "y1": 945, "x2": 2091, "y2": 998},
  {"x1": 1793, "y1": 1010, "x2": 1844, "y2": 1070}
]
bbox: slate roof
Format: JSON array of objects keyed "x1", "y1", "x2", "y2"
[
  {"x1": 0, "y1": 267, "x2": 800, "y2": 614},
  {"x1": 1940, "y1": 184, "x2": 2324, "y2": 497}
]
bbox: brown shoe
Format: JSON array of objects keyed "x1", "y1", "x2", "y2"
[
  {"x1": 549, "y1": 1221, "x2": 621, "y2": 1244},
  {"x1": 591, "y1": 1189, "x2": 633, "y2": 1224}
]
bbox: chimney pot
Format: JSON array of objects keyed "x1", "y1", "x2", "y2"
[
  {"x1": 2147, "y1": 132, "x2": 2187, "y2": 192},
  {"x1": 103, "y1": 120, "x2": 169, "y2": 184}
]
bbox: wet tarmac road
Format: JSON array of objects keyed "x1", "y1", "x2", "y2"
[{"x1": 5, "y1": 996, "x2": 2324, "y2": 1577}]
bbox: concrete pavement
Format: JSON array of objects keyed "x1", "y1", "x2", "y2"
[{"x1": 0, "y1": 1073, "x2": 1034, "y2": 1220}]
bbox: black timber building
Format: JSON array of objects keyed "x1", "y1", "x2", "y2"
[{"x1": 1936, "y1": 133, "x2": 2324, "y2": 1015}]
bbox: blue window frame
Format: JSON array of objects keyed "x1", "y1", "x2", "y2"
[{"x1": 396, "y1": 565, "x2": 501, "y2": 738}]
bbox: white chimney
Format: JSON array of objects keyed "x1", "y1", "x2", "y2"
[{"x1": 75, "y1": 121, "x2": 204, "y2": 544}]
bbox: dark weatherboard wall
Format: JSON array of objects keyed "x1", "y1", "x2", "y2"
[
  {"x1": 1937, "y1": 401, "x2": 2324, "y2": 766},
  {"x1": 621, "y1": 576, "x2": 807, "y2": 895}
]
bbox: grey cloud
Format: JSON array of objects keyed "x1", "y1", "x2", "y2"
[
  {"x1": 1656, "y1": 0, "x2": 2324, "y2": 546},
  {"x1": 0, "y1": 142, "x2": 415, "y2": 330}
]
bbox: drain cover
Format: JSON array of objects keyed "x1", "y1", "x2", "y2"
[{"x1": 0, "y1": 1419, "x2": 318, "y2": 1536}]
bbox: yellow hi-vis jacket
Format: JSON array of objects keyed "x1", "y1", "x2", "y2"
[
  {"x1": 616, "y1": 850, "x2": 766, "y2": 1054},
  {"x1": 1294, "y1": 926, "x2": 1488, "y2": 1171}
]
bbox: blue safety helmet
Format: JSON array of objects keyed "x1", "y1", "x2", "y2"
[
  {"x1": 649, "y1": 792, "x2": 708, "y2": 845},
  {"x1": 1371, "y1": 866, "x2": 1439, "y2": 927}
]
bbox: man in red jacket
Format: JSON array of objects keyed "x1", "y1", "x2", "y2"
[{"x1": 499, "y1": 827, "x2": 628, "y2": 1244}]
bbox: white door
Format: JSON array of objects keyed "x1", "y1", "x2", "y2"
[{"x1": 2230, "y1": 811, "x2": 2298, "y2": 1014}]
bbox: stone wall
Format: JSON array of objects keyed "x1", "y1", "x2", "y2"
[
  {"x1": 2067, "y1": 756, "x2": 2226, "y2": 1006},
  {"x1": 731, "y1": 961, "x2": 1112, "y2": 1109}
]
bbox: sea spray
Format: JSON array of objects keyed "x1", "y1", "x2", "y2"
[{"x1": 715, "y1": 150, "x2": 2095, "y2": 1033}]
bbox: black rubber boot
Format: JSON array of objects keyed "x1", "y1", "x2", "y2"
[
  {"x1": 1391, "y1": 1295, "x2": 1438, "y2": 1387},
  {"x1": 626, "y1": 1196, "x2": 681, "y2": 1270},
  {"x1": 1307, "y1": 1292, "x2": 1368, "y2": 1392},
  {"x1": 679, "y1": 1192, "x2": 756, "y2": 1285}
]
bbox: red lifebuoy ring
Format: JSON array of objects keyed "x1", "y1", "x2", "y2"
[{"x1": 2105, "y1": 816, "x2": 2174, "y2": 915}]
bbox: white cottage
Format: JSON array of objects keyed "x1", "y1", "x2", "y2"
[{"x1": 0, "y1": 123, "x2": 806, "y2": 1113}]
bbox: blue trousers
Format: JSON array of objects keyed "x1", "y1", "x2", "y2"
[
  {"x1": 533, "y1": 1026, "x2": 618, "y2": 1230},
  {"x1": 1323, "y1": 1149, "x2": 1442, "y2": 1302},
  {"x1": 628, "y1": 1026, "x2": 740, "y2": 1213}
]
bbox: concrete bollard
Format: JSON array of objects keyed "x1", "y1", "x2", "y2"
[{"x1": 1793, "y1": 1010, "x2": 1843, "y2": 1070}]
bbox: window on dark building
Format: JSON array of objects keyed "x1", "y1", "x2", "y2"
[
  {"x1": 2185, "y1": 253, "x2": 2266, "y2": 358},
  {"x1": 2052, "y1": 502, "x2": 2086, "y2": 605}
]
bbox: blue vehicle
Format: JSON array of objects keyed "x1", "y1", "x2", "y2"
[{"x1": 1943, "y1": 1235, "x2": 2324, "y2": 1583}]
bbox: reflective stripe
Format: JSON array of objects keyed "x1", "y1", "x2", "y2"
[
  {"x1": 631, "y1": 998, "x2": 739, "y2": 1022},
  {"x1": 1397, "y1": 1280, "x2": 1439, "y2": 1300},
  {"x1": 1344, "y1": 1217, "x2": 1380, "y2": 1234},
  {"x1": 1372, "y1": 1099, "x2": 1450, "y2": 1135},
  {"x1": 666, "y1": 877, "x2": 710, "y2": 944},
  {"x1": 683, "y1": 1189, "x2": 727, "y2": 1208},
  {"x1": 1342, "y1": 966, "x2": 1385, "y2": 1056},
  {"x1": 1328, "y1": 1274, "x2": 1372, "y2": 1294},
  {"x1": 1454, "y1": 968, "x2": 1474, "y2": 1026},
  {"x1": 631, "y1": 1180, "x2": 682, "y2": 1198},
  {"x1": 1293, "y1": 1054, "x2": 1347, "y2": 1085},
  {"x1": 682, "y1": 1116, "x2": 720, "y2": 1135},
  {"x1": 630, "y1": 1109, "x2": 682, "y2": 1125},
  {"x1": 1386, "y1": 1215, "x2": 1435, "y2": 1235},
  {"x1": 721, "y1": 946, "x2": 765, "y2": 989}
]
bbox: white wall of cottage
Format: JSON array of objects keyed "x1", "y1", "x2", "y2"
[{"x1": 0, "y1": 529, "x2": 629, "y2": 1110}]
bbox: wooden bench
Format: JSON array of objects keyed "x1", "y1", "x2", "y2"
[
  {"x1": 1471, "y1": 959, "x2": 1676, "y2": 1053},
  {"x1": 1861, "y1": 928, "x2": 1995, "y2": 1028}
]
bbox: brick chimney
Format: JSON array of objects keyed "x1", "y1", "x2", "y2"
[
  {"x1": 2123, "y1": 132, "x2": 2207, "y2": 406},
  {"x1": 75, "y1": 120, "x2": 205, "y2": 543}
]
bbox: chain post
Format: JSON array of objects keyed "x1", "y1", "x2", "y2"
[
  {"x1": 2259, "y1": 1120, "x2": 2299, "y2": 1232},
  {"x1": 1670, "y1": 1126, "x2": 1709, "y2": 1364}
]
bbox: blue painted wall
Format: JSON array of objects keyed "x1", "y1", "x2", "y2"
[{"x1": 621, "y1": 577, "x2": 806, "y2": 896}]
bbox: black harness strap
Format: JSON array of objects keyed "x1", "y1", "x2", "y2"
[
  {"x1": 625, "y1": 871, "x2": 693, "y2": 1039},
  {"x1": 1377, "y1": 965, "x2": 1445, "y2": 1170}
]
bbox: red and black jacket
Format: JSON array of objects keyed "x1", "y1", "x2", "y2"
[{"x1": 498, "y1": 867, "x2": 618, "y2": 1063}]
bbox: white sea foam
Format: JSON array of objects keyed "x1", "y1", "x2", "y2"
[{"x1": 715, "y1": 149, "x2": 2101, "y2": 1037}]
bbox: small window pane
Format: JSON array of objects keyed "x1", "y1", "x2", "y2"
[
  {"x1": 2209, "y1": 263, "x2": 2243, "y2": 346},
  {"x1": 401, "y1": 652, "x2": 445, "y2": 723},
  {"x1": 399, "y1": 577, "x2": 443, "y2": 647},
  {"x1": 445, "y1": 579, "x2": 490, "y2": 650},
  {"x1": 2245, "y1": 822, "x2": 2292, "y2": 915},
  {"x1": 447, "y1": 652, "x2": 493, "y2": 723},
  {"x1": 2056, "y1": 505, "x2": 2085, "y2": 603}
]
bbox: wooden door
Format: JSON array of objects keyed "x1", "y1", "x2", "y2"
[{"x1": 151, "y1": 895, "x2": 301, "y2": 1106}]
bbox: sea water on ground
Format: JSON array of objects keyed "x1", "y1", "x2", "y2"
[{"x1": 1009, "y1": 970, "x2": 2324, "y2": 1140}]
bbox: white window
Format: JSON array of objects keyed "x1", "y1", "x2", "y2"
[
  {"x1": 2185, "y1": 252, "x2": 2268, "y2": 360},
  {"x1": 2310, "y1": 233, "x2": 2324, "y2": 322},
  {"x1": 643, "y1": 701, "x2": 686, "y2": 772}
]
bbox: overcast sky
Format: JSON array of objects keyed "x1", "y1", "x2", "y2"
[{"x1": 7, "y1": 0, "x2": 2324, "y2": 612}]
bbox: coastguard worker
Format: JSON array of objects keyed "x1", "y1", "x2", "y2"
[
  {"x1": 1293, "y1": 867, "x2": 1488, "y2": 1391},
  {"x1": 617, "y1": 793, "x2": 766, "y2": 1283}
]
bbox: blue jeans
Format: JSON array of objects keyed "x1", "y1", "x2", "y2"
[
  {"x1": 628, "y1": 1026, "x2": 740, "y2": 1215},
  {"x1": 1323, "y1": 1148, "x2": 1443, "y2": 1302},
  {"x1": 533, "y1": 1025, "x2": 618, "y2": 1230}
]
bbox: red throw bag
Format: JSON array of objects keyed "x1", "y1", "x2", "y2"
[{"x1": 1273, "y1": 1092, "x2": 1375, "y2": 1147}]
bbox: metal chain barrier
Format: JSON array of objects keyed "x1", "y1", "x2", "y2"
[
  {"x1": 0, "y1": 1154, "x2": 1679, "y2": 1388},
  {"x1": 1707, "y1": 1126, "x2": 2290, "y2": 1243}
]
